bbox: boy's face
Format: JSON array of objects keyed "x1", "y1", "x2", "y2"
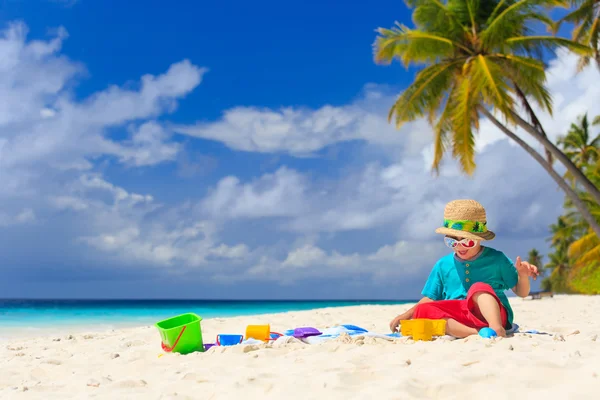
[{"x1": 445, "y1": 235, "x2": 482, "y2": 260}]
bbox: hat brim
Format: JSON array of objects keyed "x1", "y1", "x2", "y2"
[{"x1": 435, "y1": 227, "x2": 495, "y2": 241}]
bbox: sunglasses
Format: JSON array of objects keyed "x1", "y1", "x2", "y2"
[{"x1": 444, "y1": 236, "x2": 478, "y2": 249}]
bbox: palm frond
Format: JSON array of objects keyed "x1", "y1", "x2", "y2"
[
  {"x1": 569, "y1": 230, "x2": 599, "y2": 258},
  {"x1": 472, "y1": 55, "x2": 516, "y2": 119},
  {"x1": 507, "y1": 36, "x2": 594, "y2": 57},
  {"x1": 431, "y1": 84, "x2": 458, "y2": 174},
  {"x1": 483, "y1": 0, "x2": 566, "y2": 48},
  {"x1": 450, "y1": 74, "x2": 478, "y2": 175},
  {"x1": 386, "y1": 60, "x2": 462, "y2": 127},
  {"x1": 494, "y1": 54, "x2": 553, "y2": 114},
  {"x1": 374, "y1": 24, "x2": 466, "y2": 67},
  {"x1": 559, "y1": 0, "x2": 596, "y2": 25},
  {"x1": 409, "y1": 0, "x2": 467, "y2": 39}
]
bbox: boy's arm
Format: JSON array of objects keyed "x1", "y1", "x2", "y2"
[
  {"x1": 508, "y1": 256, "x2": 539, "y2": 298},
  {"x1": 512, "y1": 274, "x2": 531, "y2": 297},
  {"x1": 501, "y1": 257, "x2": 538, "y2": 297},
  {"x1": 389, "y1": 297, "x2": 433, "y2": 332}
]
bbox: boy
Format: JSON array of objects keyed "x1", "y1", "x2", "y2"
[{"x1": 390, "y1": 199, "x2": 539, "y2": 338}]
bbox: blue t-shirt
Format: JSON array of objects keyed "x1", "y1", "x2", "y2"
[{"x1": 421, "y1": 246, "x2": 519, "y2": 326}]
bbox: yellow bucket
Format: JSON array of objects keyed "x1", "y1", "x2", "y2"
[
  {"x1": 245, "y1": 324, "x2": 271, "y2": 341},
  {"x1": 400, "y1": 319, "x2": 446, "y2": 341}
]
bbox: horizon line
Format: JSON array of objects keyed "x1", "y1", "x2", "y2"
[{"x1": 0, "y1": 298, "x2": 417, "y2": 302}]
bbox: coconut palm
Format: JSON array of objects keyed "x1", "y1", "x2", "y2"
[
  {"x1": 557, "y1": 113, "x2": 600, "y2": 184},
  {"x1": 565, "y1": 162, "x2": 600, "y2": 276},
  {"x1": 569, "y1": 229, "x2": 600, "y2": 265},
  {"x1": 527, "y1": 248, "x2": 545, "y2": 276},
  {"x1": 559, "y1": 116, "x2": 600, "y2": 227},
  {"x1": 544, "y1": 245, "x2": 574, "y2": 292},
  {"x1": 549, "y1": 215, "x2": 579, "y2": 247},
  {"x1": 557, "y1": 0, "x2": 600, "y2": 71},
  {"x1": 373, "y1": 0, "x2": 600, "y2": 237}
]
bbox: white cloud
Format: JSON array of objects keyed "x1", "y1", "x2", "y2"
[
  {"x1": 0, "y1": 22, "x2": 206, "y2": 177},
  {"x1": 71, "y1": 176, "x2": 248, "y2": 268},
  {"x1": 0, "y1": 208, "x2": 36, "y2": 227},
  {"x1": 173, "y1": 86, "x2": 432, "y2": 157},
  {"x1": 209, "y1": 244, "x2": 250, "y2": 259},
  {"x1": 200, "y1": 167, "x2": 309, "y2": 219},
  {"x1": 242, "y1": 238, "x2": 446, "y2": 284},
  {"x1": 50, "y1": 195, "x2": 89, "y2": 211}
]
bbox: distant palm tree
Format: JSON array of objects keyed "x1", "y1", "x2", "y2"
[
  {"x1": 557, "y1": 114, "x2": 600, "y2": 275},
  {"x1": 557, "y1": 113, "x2": 600, "y2": 184},
  {"x1": 544, "y1": 245, "x2": 574, "y2": 292},
  {"x1": 549, "y1": 215, "x2": 579, "y2": 247},
  {"x1": 527, "y1": 248, "x2": 545, "y2": 276},
  {"x1": 373, "y1": 0, "x2": 600, "y2": 238},
  {"x1": 556, "y1": 0, "x2": 600, "y2": 71},
  {"x1": 565, "y1": 169, "x2": 600, "y2": 288},
  {"x1": 569, "y1": 229, "x2": 600, "y2": 265}
]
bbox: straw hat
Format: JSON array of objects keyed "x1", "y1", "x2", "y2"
[{"x1": 434, "y1": 199, "x2": 496, "y2": 241}]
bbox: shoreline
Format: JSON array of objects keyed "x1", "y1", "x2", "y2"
[
  {"x1": 0, "y1": 302, "x2": 409, "y2": 341},
  {"x1": 0, "y1": 299, "x2": 412, "y2": 341},
  {"x1": 1, "y1": 295, "x2": 598, "y2": 399}
]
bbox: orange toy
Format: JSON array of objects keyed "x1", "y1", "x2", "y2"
[{"x1": 245, "y1": 324, "x2": 283, "y2": 342}]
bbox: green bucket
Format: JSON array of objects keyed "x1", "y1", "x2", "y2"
[{"x1": 155, "y1": 313, "x2": 204, "y2": 355}]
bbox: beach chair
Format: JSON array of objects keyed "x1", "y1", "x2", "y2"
[{"x1": 526, "y1": 291, "x2": 554, "y2": 300}]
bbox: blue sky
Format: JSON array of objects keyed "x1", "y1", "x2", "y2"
[{"x1": 0, "y1": 0, "x2": 598, "y2": 299}]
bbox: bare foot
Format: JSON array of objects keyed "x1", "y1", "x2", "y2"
[{"x1": 489, "y1": 324, "x2": 507, "y2": 337}]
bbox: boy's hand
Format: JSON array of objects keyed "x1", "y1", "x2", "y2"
[
  {"x1": 515, "y1": 256, "x2": 539, "y2": 280},
  {"x1": 389, "y1": 314, "x2": 409, "y2": 332}
]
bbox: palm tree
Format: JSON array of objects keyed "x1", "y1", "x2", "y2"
[
  {"x1": 527, "y1": 248, "x2": 545, "y2": 276},
  {"x1": 564, "y1": 159, "x2": 600, "y2": 279},
  {"x1": 544, "y1": 245, "x2": 574, "y2": 292},
  {"x1": 557, "y1": 114, "x2": 600, "y2": 183},
  {"x1": 549, "y1": 215, "x2": 578, "y2": 247},
  {"x1": 559, "y1": 117, "x2": 600, "y2": 223},
  {"x1": 569, "y1": 229, "x2": 600, "y2": 265},
  {"x1": 556, "y1": 0, "x2": 600, "y2": 71},
  {"x1": 372, "y1": 0, "x2": 600, "y2": 237}
]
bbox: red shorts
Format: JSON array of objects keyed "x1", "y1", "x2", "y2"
[{"x1": 413, "y1": 282, "x2": 508, "y2": 329}]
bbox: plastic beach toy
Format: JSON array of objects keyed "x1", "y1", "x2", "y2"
[
  {"x1": 245, "y1": 325, "x2": 283, "y2": 342},
  {"x1": 292, "y1": 327, "x2": 322, "y2": 339},
  {"x1": 155, "y1": 313, "x2": 204, "y2": 354},
  {"x1": 478, "y1": 327, "x2": 498, "y2": 338},
  {"x1": 400, "y1": 319, "x2": 446, "y2": 341},
  {"x1": 203, "y1": 343, "x2": 216, "y2": 351},
  {"x1": 216, "y1": 334, "x2": 244, "y2": 346},
  {"x1": 341, "y1": 324, "x2": 368, "y2": 333}
]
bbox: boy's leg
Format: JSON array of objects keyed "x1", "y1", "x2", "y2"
[
  {"x1": 413, "y1": 301, "x2": 478, "y2": 338},
  {"x1": 446, "y1": 319, "x2": 478, "y2": 338},
  {"x1": 467, "y1": 283, "x2": 509, "y2": 337},
  {"x1": 471, "y1": 292, "x2": 506, "y2": 337}
]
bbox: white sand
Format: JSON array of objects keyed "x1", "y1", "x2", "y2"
[{"x1": 1, "y1": 295, "x2": 599, "y2": 399}]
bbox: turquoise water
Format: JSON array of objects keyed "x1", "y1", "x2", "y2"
[{"x1": 0, "y1": 299, "x2": 411, "y2": 332}]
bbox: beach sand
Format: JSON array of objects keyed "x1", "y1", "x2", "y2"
[{"x1": 1, "y1": 295, "x2": 599, "y2": 399}]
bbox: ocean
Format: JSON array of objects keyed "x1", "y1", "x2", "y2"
[{"x1": 0, "y1": 299, "x2": 411, "y2": 336}]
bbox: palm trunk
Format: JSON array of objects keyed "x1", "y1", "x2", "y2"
[
  {"x1": 480, "y1": 107, "x2": 600, "y2": 239},
  {"x1": 509, "y1": 110, "x2": 600, "y2": 205}
]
